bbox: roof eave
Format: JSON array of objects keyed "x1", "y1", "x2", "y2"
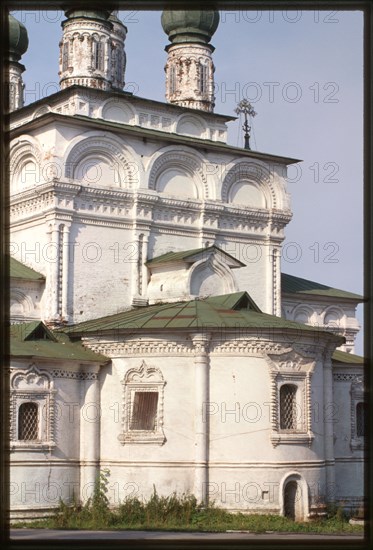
[{"x1": 10, "y1": 111, "x2": 301, "y2": 166}]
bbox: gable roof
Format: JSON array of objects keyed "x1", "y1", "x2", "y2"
[
  {"x1": 10, "y1": 321, "x2": 108, "y2": 362},
  {"x1": 10, "y1": 257, "x2": 45, "y2": 281},
  {"x1": 281, "y1": 273, "x2": 363, "y2": 301},
  {"x1": 62, "y1": 292, "x2": 341, "y2": 344},
  {"x1": 146, "y1": 245, "x2": 245, "y2": 269},
  {"x1": 12, "y1": 320, "x2": 57, "y2": 342}
]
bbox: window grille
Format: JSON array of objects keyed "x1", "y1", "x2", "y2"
[
  {"x1": 18, "y1": 402, "x2": 38, "y2": 440},
  {"x1": 130, "y1": 392, "x2": 158, "y2": 431},
  {"x1": 280, "y1": 384, "x2": 297, "y2": 430},
  {"x1": 356, "y1": 402, "x2": 367, "y2": 437}
]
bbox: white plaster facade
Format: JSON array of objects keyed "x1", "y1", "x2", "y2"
[{"x1": 8, "y1": 10, "x2": 365, "y2": 522}]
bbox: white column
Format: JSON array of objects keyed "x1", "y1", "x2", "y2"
[
  {"x1": 323, "y1": 347, "x2": 336, "y2": 504},
  {"x1": 61, "y1": 224, "x2": 70, "y2": 321},
  {"x1": 272, "y1": 247, "x2": 281, "y2": 316},
  {"x1": 140, "y1": 234, "x2": 149, "y2": 296},
  {"x1": 130, "y1": 230, "x2": 140, "y2": 301},
  {"x1": 79, "y1": 365, "x2": 101, "y2": 503},
  {"x1": 45, "y1": 222, "x2": 60, "y2": 321},
  {"x1": 192, "y1": 333, "x2": 210, "y2": 504}
]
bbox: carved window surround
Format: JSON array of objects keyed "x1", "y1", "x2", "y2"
[
  {"x1": 118, "y1": 360, "x2": 166, "y2": 445},
  {"x1": 10, "y1": 364, "x2": 56, "y2": 452},
  {"x1": 267, "y1": 350, "x2": 315, "y2": 447},
  {"x1": 350, "y1": 377, "x2": 366, "y2": 451}
]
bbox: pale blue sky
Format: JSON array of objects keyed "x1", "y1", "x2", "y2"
[{"x1": 10, "y1": 9, "x2": 364, "y2": 352}]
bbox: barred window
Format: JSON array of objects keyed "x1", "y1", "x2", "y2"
[
  {"x1": 280, "y1": 384, "x2": 297, "y2": 430},
  {"x1": 130, "y1": 392, "x2": 158, "y2": 431},
  {"x1": 18, "y1": 402, "x2": 38, "y2": 441},
  {"x1": 356, "y1": 402, "x2": 367, "y2": 437}
]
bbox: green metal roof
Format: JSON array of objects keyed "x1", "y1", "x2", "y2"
[
  {"x1": 62, "y1": 292, "x2": 340, "y2": 342},
  {"x1": 10, "y1": 257, "x2": 44, "y2": 281},
  {"x1": 281, "y1": 273, "x2": 363, "y2": 301},
  {"x1": 205, "y1": 291, "x2": 261, "y2": 312},
  {"x1": 10, "y1": 321, "x2": 108, "y2": 362},
  {"x1": 332, "y1": 350, "x2": 364, "y2": 365},
  {"x1": 146, "y1": 245, "x2": 245, "y2": 268}
]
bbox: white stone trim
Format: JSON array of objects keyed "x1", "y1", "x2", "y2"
[
  {"x1": 350, "y1": 378, "x2": 366, "y2": 451},
  {"x1": 10, "y1": 364, "x2": 57, "y2": 452},
  {"x1": 267, "y1": 350, "x2": 315, "y2": 447}
]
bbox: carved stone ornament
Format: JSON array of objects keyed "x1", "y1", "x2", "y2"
[
  {"x1": 10, "y1": 364, "x2": 57, "y2": 452},
  {"x1": 118, "y1": 360, "x2": 166, "y2": 445}
]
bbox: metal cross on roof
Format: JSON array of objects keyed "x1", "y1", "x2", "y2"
[{"x1": 234, "y1": 99, "x2": 257, "y2": 150}]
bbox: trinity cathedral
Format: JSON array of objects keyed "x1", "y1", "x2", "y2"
[{"x1": 7, "y1": 9, "x2": 364, "y2": 521}]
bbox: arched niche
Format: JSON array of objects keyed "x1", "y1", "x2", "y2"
[
  {"x1": 64, "y1": 135, "x2": 140, "y2": 189},
  {"x1": 148, "y1": 148, "x2": 209, "y2": 199},
  {"x1": 155, "y1": 167, "x2": 197, "y2": 198},
  {"x1": 323, "y1": 307, "x2": 343, "y2": 328},
  {"x1": 176, "y1": 114, "x2": 206, "y2": 138},
  {"x1": 228, "y1": 180, "x2": 266, "y2": 208},
  {"x1": 9, "y1": 138, "x2": 43, "y2": 193},
  {"x1": 279, "y1": 471, "x2": 309, "y2": 521},
  {"x1": 221, "y1": 161, "x2": 275, "y2": 208},
  {"x1": 190, "y1": 264, "x2": 226, "y2": 297},
  {"x1": 101, "y1": 100, "x2": 136, "y2": 125},
  {"x1": 17, "y1": 160, "x2": 40, "y2": 187},
  {"x1": 189, "y1": 256, "x2": 237, "y2": 298},
  {"x1": 10, "y1": 290, "x2": 37, "y2": 321},
  {"x1": 74, "y1": 155, "x2": 119, "y2": 187}
]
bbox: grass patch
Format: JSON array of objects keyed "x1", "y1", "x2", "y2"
[{"x1": 11, "y1": 472, "x2": 364, "y2": 535}]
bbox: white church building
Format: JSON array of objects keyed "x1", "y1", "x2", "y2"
[{"x1": 7, "y1": 9, "x2": 365, "y2": 521}]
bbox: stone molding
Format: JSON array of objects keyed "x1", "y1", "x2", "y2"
[
  {"x1": 266, "y1": 349, "x2": 316, "y2": 447},
  {"x1": 10, "y1": 364, "x2": 57, "y2": 452},
  {"x1": 350, "y1": 377, "x2": 366, "y2": 451}
]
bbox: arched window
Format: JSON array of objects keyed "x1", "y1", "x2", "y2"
[
  {"x1": 93, "y1": 40, "x2": 104, "y2": 71},
  {"x1": 62, "y1": 41, "x2": 69, "y2": 71},
  {"x1": 170, "y1": 65, "x2": 176, "y2": 95},
  {"x1": 280, "y1": 384, "x2": 297, "y2": 430},
  {"x1": 18, "y1": 402, "x2": 38, "y2": 441},
  {"x1": 356, "y1": 402, "x2": 367, "y2": 437}
]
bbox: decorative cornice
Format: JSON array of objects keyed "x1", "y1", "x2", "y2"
[
  {"x1": 49, "y1": 369, "x2": 98, "y2": 380},
  {"x1": 82, "y1": 339, "x2": 193, "y2": 357},
  {"x1": 210, "y1": 340, "x2": 289, "y2": 356}
]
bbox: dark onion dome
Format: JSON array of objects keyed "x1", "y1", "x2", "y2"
[
  {"x1": 63, "y1": 9, "x2": 112, "y2": 21},
  {"x1": 161, "y1": 10, "x2": 219, "y2": 44},
  {"x1": 8, "y1": 14, "x2": 29, "y2": 61}
]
